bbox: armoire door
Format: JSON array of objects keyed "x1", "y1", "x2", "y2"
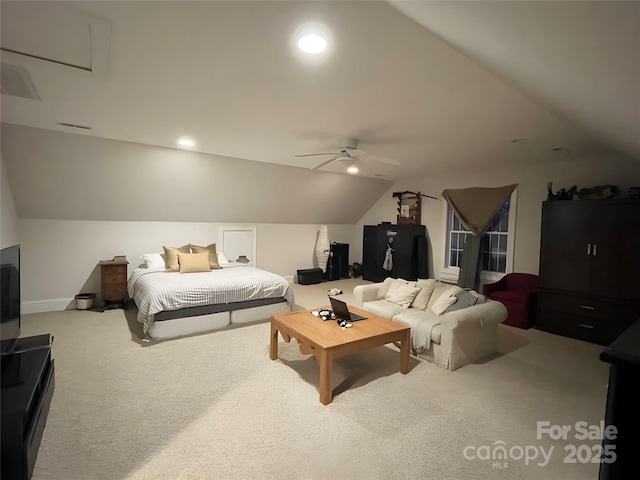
[
  {"x1": 590, "y1": 203, "x2": 640, "y2": 299},
  {"x1": 539, "y1": 203, "x2": 592, "y2": 292}
]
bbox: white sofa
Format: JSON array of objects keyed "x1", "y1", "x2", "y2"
[{"x1": 354, "y1": 280, "x2": 507, "y2": 371}]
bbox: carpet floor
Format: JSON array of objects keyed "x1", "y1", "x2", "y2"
[{"x1": 20, "y1": 278, "x2": 609, "y2": 480}]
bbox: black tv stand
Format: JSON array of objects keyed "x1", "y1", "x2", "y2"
[{"x1": 1, "y1": 334, "x2": 55, "y2": 480}]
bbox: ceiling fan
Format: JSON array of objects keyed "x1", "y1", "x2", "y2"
[{"x1": 295, "y1": 138, "x2": 401, "y2": 174}]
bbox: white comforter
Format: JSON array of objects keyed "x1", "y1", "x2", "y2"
[{"x1": 127, "y1": 264, "x2": 294, "y2": 333}]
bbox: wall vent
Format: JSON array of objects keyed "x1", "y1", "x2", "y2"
[
  {"x1": 0, "y1": 63, "x2": 40, "y2": 100},
  {"x1": 56, "y1": 122, "x2": 93, "y2": 130}
]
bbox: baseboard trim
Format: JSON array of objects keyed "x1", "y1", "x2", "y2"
[{"x1": 22, "y1": 298, "x2": 75, "y2": 314}]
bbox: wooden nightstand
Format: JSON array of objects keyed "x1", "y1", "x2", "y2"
[{"x1": 99, "y1": 256, "x2": 129, "y2": 308}]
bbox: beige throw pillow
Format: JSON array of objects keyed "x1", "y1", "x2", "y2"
[
  {"x1": 386, "y1": 283, "x2": 422, "y2": 309},
  {"x1": 384, "y1": 279, "x2": 414, "y2": 299},
  {"x1": 376, "y1": 277, "x2": 397, "y2": 300},
  {"x1": 431, "y1": 295, "x2": 457, "y2": 315},
  {"x1": 410, "y1": 278, "x2": 437, "y2": 310},
  {"x1": 163, "y1": 244, "x2": 191, "y2": 272},
  {"x1": 430, "y1": 285, "x2": 463, "y2": 315},
  {"x1": 177, "y1": 251, "x2": 212, "y2": 273},
  {"x1": 190, "y1": 243, "x2": 222, "y2": 270}
]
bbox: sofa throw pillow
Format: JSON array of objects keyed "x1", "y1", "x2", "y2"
[
  {"x1": 178, "y1": 251, "x2": 212, "y2": 273},
  {"x1": 385, "y1": 283, "x2": 422, "y2": 309},
  {"x1": 141, "y1": 253, "x2": 165, "y2": 269},
  {"x1": 190, "y1": 243, "x2": 222, "y2": 270},
  {"x1": 376, "y1": 277, "x2": 397, "y2": 300},
  {"x1": 430, "y1": 285, "x2": 463, "y2": 315},
  {"x1": 410, "y1": 278, "x2": 437, "y2": 310},
  {"x1": 444, "y1": 289, "x2": 480, "y2": 313},
  {"x1": 163, "y1": 244, "x2": 191, "y2": 272},
  {"x1": 384, "y1": 279, "x2": 415, "y2": 299},
  {"x1": 431, "y1": 295, "x2": 457, "y2": 315}
]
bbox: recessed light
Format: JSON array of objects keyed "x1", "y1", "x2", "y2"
[
  {"x1": 298, "y1": 34, "x2": 327, "y2": 54},
  {"x1": 177, "y1": 137, "x2": 195, "y2": 149},
  {"x1": 292, "y1": 22, "x2": 332, "y2": 64}
]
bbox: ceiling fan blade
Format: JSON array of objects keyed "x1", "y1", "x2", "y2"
[
  {"x1": 294, "y1": 152, "x2": 336, "y2": 158},
  {"x1": 311, "y1": 155, "x2": 339, "y2": 170},
  {"x1": 355, "y1": 149, "x2": 402, "y2": 166}
]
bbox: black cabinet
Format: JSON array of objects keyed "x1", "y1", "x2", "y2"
[
  {"x1": 328, "y1": 243, "x2": 349, "y2": 281},
  {"x1": 537, "y1": 199, "x2": 640, "y2": 344},
  {"x1": 1, "y1": 334, "x2": 55, "y2": 480},
  {"x1": 362, "y1": 224, "x2": 428, "y2": 282}
]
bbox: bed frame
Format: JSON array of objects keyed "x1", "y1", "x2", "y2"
[{"x1": 147, "y1": 297, "x2": 290, "y2": 340}]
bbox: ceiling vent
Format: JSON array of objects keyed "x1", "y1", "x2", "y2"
[{"x1": 0, "y1": 63, "x2": 40, "y2": 100}]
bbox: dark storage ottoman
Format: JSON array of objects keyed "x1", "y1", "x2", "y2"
[{"x1": 296, "y1": 268, "x2": 323, "y2": 285}]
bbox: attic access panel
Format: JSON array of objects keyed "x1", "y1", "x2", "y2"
[{"x1": 0, "y1": 2, "x2": 110, "y2": 75}]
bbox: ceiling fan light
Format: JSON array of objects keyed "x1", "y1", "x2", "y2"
[
  {"x1": 347, "y1": 162, "x2": 359, "y2": 174},
  {"x1": 298, "y1": 34, "x2": 327, "y2": 54}
]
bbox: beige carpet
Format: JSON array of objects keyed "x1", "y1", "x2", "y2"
[{"x1": 22, "y1": 278, "x2": 610, "y2": 480}]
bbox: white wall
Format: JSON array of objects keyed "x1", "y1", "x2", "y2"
[
  {"x1": 355, "y1": 153, "x2": 640, "y2": 279},
  {"x1": 1, "y1": 155, "x2": 19, "y2": 248},
  {"x1": 18, "y1": 220, "x2": 356, "y2": 313}
]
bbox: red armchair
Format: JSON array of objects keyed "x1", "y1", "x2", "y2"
[{"x1": 482, "y1": 273, "x2": 540, "y2": 329}]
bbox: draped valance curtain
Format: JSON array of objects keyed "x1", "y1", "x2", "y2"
[{"x1": 442, "y1": 184, "x2": 517, "y2": 289}]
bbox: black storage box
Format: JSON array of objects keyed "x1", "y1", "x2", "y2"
[{"x1": 296, "y1": 268, "x2": 323, "y2": 285}]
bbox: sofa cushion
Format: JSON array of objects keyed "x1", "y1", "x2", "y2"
[
  {"x1": 393, "y1": 308, "x2": 442, "y2": 345},
  {"x1": 385, "y1": 283, "x2": 422, "y2": 308},
  {"x1": 410, "y1": 279, "x2": 437, "y2": 310},
  {"x1": 444, "y1": 289, "x2": 479, "y2": 313},
  {"x1": 361, "y1": 300, "x2": 405, "y2": 319},
  {"x1": 490, "y1": 290, "x2": 526, "y2": 303}
]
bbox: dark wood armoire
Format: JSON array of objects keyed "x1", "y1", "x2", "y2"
[{"x1": 536, "y1": 198, "x2": 640, "y2": 345}]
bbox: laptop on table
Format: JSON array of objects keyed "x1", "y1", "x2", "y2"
[{"x1": 329, "y1": 296, "x2": 367, "y2": 322}]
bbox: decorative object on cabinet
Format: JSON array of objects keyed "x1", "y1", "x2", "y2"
[
  {"x1": 482, "y1": 273, "x2": 539, "y2": 329},
  {"x1": 536, "y1": 199, "x2": 640, "y2": 345},
  {"x1": 315, "y1": 225, "x2": 330, "y2": 273},
  {"x1": 577, "y1": 184, "x2": 620, "y2": 200},
  {"x1": 362, "y1": 224, "x2": 428, "y2": 282},
  {"x1": 99, "y1": 255, "x2": 129, "y2": 309},
  {"x1": 392, "y1": 191, "x2": 437, "y2": 225}
]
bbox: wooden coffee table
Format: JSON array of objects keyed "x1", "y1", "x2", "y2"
[{"x1": 270, "y1": 306, "x2": 411, "y2": 405}]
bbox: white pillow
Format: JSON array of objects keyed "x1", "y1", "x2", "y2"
[
  {"x1": 431, "y1": 296, "x2": 457, "y2": 315},
  {"x1": 376, "y1": 277, "x2": 397, "y2": 299},
  {"x1": 216, "y1": 251, "x2": 229, "y2": 264},
  {"x1": 383, "y1": 279, "x2": 415, "y2": 300},
  {"x1": 430, "y1": 285, "x2": 463, "y2": 315},
  {"x1": 410, "y1": 279, "x2": 437, "y2": 310},
  {"x1": 141, "y1": 253, "x2": 165, "y2": 269},
  {"x1": 385, "y1": 283, "x2": 422, "y2": 309}
]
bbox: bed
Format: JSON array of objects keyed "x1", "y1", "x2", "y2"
[{"x1": 127, "y1": 262, "x2": 294, "y2": 340}]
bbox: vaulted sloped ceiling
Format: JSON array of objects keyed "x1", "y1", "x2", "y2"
[{"x1": 1, "y1": 1, "x2": 638, "y2": 224}]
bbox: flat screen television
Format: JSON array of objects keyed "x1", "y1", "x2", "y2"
[{"x1": 1, "y1": 244, "x2": 21, "y2": 356}]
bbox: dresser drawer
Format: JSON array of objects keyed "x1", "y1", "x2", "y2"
[
  {"x1": 102, "y1": 273, "x2": 124, "y2": 285},
  {"x1": 538, "y1": 292, "x2": 640, "y2": 321},
  {"x1": 537, "y1": 310, "x2": 632, "y2": 345},
  {"x1": 103, "y1": 284, "x2": 126, "y2": 302}
]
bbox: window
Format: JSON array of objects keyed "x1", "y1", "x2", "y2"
[{"x1": 441, "y1": 192, "x2": 516, "y2": 283}]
